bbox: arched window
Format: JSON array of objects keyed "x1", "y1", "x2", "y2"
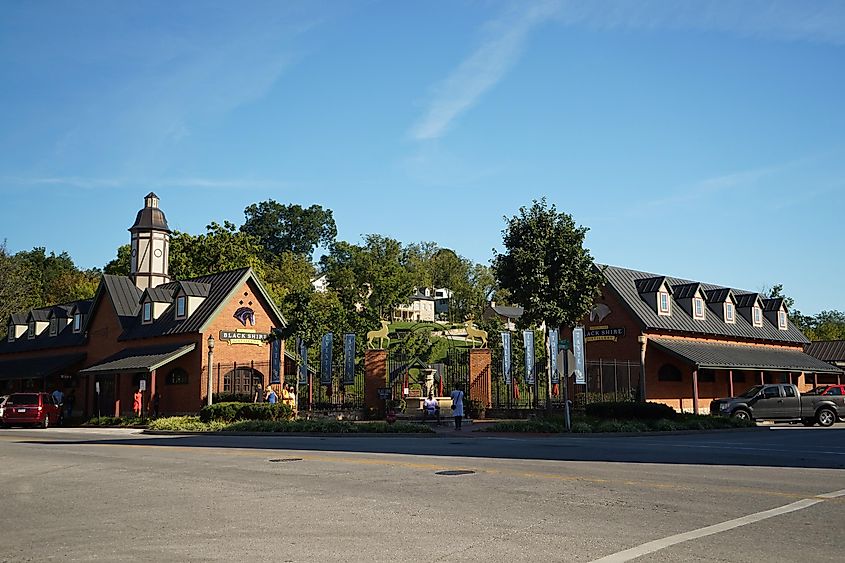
[
  {"x1": 658, "y1": 363, "x2": 682, "y2": 382},
  {"x1": 223, "y1": 367, "x2": 263, "y2": 395},
  {"x1": 166, "y1": 368, "x2": 188, "y2": 385}
]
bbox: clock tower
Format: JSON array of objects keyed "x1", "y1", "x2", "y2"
[{"x1": 129, "y1": 192, "x2": 171, "y2": 290}]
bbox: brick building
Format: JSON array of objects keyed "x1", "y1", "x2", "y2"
[
  {"x1": 576, "y1": 265, "x2": 842, "y2": 413},
  {"x1": 0, "y1": 193, "x2": 286, "y2": 417}
]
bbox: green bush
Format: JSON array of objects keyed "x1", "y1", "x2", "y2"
[
  {"x1": 652, "y1": 418, "x2": 680, "y2": 432},
  {"x1": 199, "y1": 402, "x2": 242, "y2": 423},
  {"x1": 212, "y1": 392, "x2": 253, "y2": 404},
  {"x1": 148, "y1": 416, "x2": 226, "y2": 432},
  {"x1": 482, "y1": 420, "x2": 564, "y2": 433},
  {"x1": 150, "y1": 418, "x2": 434, "y2": 434},
  {"x1": 571, "y1": 421, "x2": 593, "y2": 433},
  {"x1": 594, "y1": 420, "x2": 626, "y2": 433},
  {"x1": 199, "y1": 402, "x2": 293, "y2": 423},
  {"x1": 82, "y1": 416, "x2": 145, "y2": 427},
  {"x1": 585, "y1": 401, "x2": 677, "y2": 421}
]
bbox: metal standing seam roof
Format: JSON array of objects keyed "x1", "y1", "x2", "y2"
[
  {"x1": 102, "y1": 275, "x2": 143, "y2": 325},
  {"x1": 649, "y1": 338, "x2": 842, "y2": 374},
  {"x1": 79, "y1": 343, "x2": 196, "y2": 374},
  {"x1": 0, "y1": 353, "x2": 87, "y2": 381},
  {"x1": 143, "y1": 286, "x2": 175, "y2": 303},
  {"x1": 1, "y1": 299, "x2": 92, "y2": 354},
  {"x1": 599, "y1": 265, "x2": 809, "y2": 345},
  {"x1": 805, "y1": 340, "x2": 845, "y2": 363},
  {"x1": 178, "y1": 281, "x2": 211, "y2": 297}
]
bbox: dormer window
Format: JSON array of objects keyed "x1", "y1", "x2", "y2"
[
  {"x1": 142, "y1": 302, "x2": 153, "y2": 324},
  {"x1": 27, "y1": 321, "x2": 36, "y2": 339},
  {"x1": 752, "y1": 305, "x2": 763, "y2": 327},
  {"x1": 7, "y1": 325, "x2": 14, "y2": 342},
  {"x1": 175, "y1": 296, "x2": 187, "y2": 319},
  {"x1": 724, "y1": 302, "x2": 735, "y2": 324},
  {"x1": 49, "y1": 318, "x2": 58, "y2": 336},
  {"x1": 693, "y1": 297, "x2": 705, "y2": 320},
  {"x1": 658, "y1": 291, "x2": 671, "y2": 315},
  {"x1": 73, "y1": 313, "x2": 82, "y2": 333},
  {"x1": 778, "y1": 310, "x2": 788, "y2": 330}
]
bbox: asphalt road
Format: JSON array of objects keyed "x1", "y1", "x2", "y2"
[{"x1": 1, "y1": 426, "x2": 844, "y2": 562}]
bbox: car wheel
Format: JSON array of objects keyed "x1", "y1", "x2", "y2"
[
  {"x1": 816, "y1": 408, "x2": 836, "y2": 428},
  {"x1": 731, "y1": 409, "x2": 751, "y2": 422},
  {"x1": 801, "y1": 418, "x2": 815, "y2": 427},
  {"x1": 41, "y1": 415, "x2": 49, "y2": 429}
]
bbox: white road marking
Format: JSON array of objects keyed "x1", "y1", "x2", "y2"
[
  {"x1": 591, "y1": 488, "x2": 845, "y2": 563},
  {"x1": 632, "y1": 441, "x2": 845, "y2": 456}
]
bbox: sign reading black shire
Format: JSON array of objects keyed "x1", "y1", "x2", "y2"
[
  {"x1": 585, "y1": 326, "x2": 625, "y2": 342},
  {"x1": 219, "y1": 330, "x2": 270, "y2": 345}
]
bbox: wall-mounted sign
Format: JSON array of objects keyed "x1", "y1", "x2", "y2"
[
  {"x1": 585, "y1": 326, "x2": 625, "y2": 342},
  {"x1": 219, "y1": 329, "x2": 269, "y2": 346},
  {"x1": 233, "y1": 307, "x2": 256, "y2": 327}
]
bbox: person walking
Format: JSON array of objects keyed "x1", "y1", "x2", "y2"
[
  {"x1": 133, "y1": 389, "x2": 143, "y2": 417},
  {"x1": 450, "y1": 384, "x2": 465, "y2": 431},
  {"x1": 265, "y1": 385, "x2": 278, "y2": 405}
]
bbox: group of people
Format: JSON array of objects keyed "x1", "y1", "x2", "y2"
[
  {"x1": 421, "y1": 384, "x2": 465, "y2": 431},
  {"x1": 265, "y1": 383, "x2": 297, "y2": 413}
]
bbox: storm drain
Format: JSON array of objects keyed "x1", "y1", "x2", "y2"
[
  {"x1": 435, "y1": 470, "x2": 475, "y2": 476},
  {"x1": 269, "y1": 458, "x2": 302, "y2": 463}
]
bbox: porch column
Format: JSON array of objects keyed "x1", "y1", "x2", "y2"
[
  {"x1": 149, "y1": 369, "x2": 157, "y2": 417},
  {"x1": 637, "y1": 336, "x2": 647, "y2": 401},
  {"x1": 114, "y1": 374, "x2": 121, "y2": 417},
  {"x1": 692, "y1": 368, "x2": 700, "y2": 415},
  {"x1": 760, "y1": 371, "x2": 764, "y2": 385},
  {"x1": 788, "y1": 372, "x2": 793, "y2": 385},
  {"x1": 814, "y1": 372, "x2": 818, "y2": 387},
  {"x1": 728, "y1": 370, "x2": 734, "y2": 397}
]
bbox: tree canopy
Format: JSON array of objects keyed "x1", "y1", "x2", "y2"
[{"x1": 241, "y1": 200, "x2": 336, "y2": 259}]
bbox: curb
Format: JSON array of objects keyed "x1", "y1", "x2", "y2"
[
  {"x1": 473, "y1": 426, "x2": 767, "y2": 438},
  {"x1": 141, "y1": 429, "x2": 439, "y2": 438}
]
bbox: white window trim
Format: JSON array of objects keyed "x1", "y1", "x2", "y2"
[
  {"x1": 142, "y1": 302, "x2": 153, "y2": 324},
  {"x1": 778, "y1": 310, "x2": 788, "y2": 330},
  {"x1": 693, "y1": 297, "x2": 705, "y2": 320},
  {"x1": 724, "y1": 302, "x2": 735, "y2": 323},
  {"x1": 658, "y1": 291, "x2": 671, "y2": 315},
  {"x1": 72, "y1": 314, "x2": 82, "y2": 333},
  {"x1": 752, "y1": 306, "x2": 763, "y2": 327}
]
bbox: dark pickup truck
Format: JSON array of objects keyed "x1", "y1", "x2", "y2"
[{"x1": 710, "y1": 384, "x2": 845, "y2": 427}]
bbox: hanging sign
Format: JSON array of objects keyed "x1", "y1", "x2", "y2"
[
  {"x1": 549, "y1": 329, "x2": 560, "y2": 385},
  {"x1": 573, "y1": 326, "x2": 586, "y2": 384},
  {"x1": 270, "y1": 331, "x2": 282, "y2": 385},
  {"x1": 501, "y1": 332, "x2": 512, "y2": 385},
  {"x1": 298, "y1": 338, "x2": 308, "y2": 385},
  {"x1": 219, "y1": 329, "x2": 269, "y2": 346},
  {"x1": 585, "y1": 326, "x2": 625, "y2": 342},
  {"x1": 343, "y1": 333, "x2": 356, "y2": 385},
  {"x1": 523, "y1": 330, "x2": 535, "y2": 385},
  {"x1": 320, "y1": 333, "x2": 333, "y2": 385}
]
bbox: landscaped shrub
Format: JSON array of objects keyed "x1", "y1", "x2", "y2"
[
  {"x1": 571, "y1": 421, "x2": 593, "y2": 433},
  {"x1": 148, "y1": 416, "x2": 226, "y2": 432},
  {"x1": 585, "y1": 401, "x2": 677, "y2": 421},
  {"x1": 212, "y1": 392, "x2": 253, "y2": 404},
  {"x1": 199, "y1": 402, "x2": 293, "y2": 423},
  {"x1": 652, "y1": 418, "x2": 680, "y2": 432},
  {"x1": 594, "y1": 420, "x2": 627, "y2": 433}
]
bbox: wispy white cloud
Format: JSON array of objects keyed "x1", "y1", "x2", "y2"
[{"x1": 410, "y1": 1, "x2": 561, "y2": 140}]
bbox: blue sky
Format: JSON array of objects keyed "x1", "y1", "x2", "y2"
[{"x1": 1, "y1": 0, "x2": 843, "y2": 314}]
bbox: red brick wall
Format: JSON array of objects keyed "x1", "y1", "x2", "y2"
[{"x1": 469, "y1": 348, "x2": 492, "y2": 407}]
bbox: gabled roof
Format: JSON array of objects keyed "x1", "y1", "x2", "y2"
[
  {"x1": 28, "y1": 309, "x2": 51, "y2": 322},
  {"x1": 142, "y1": 286, "x2": 175, "y2": 303},
  {"x1": 705, "y1": 288, "x2": 734, "y2": 304},
  {"x1": 734, "y1": 292, "x2": 762, "y2": 309},
  {"x1": 9, "y1": 312, "x2": 28, "y2": 325},
  {"x1": 177, "y1": 281, "x2": 211, "y2": 298},
  {"x1": 762, "y1": 298, "x2": 785, "y2": 312},
  {"x1": 48, "y1": 305, "x2": 73, "y2": 319},
  {"x1": 70, "y1": 300, "x2": 92, "y2": 316},
  {"x1": 0, "y1": 299, "x2": 91, "y2": 353},
  {"x1": 635, "y1": 276, "x2": 667, "y2": 294},
  {"x1": 805, "y1": 340, "x2": 845, "y2": 363},
  {"x1": 102, "y1": 275, "x2": 143, "y2": 322},
  {"x1": 79, "y1": 343, "x2": 195, "y2": 375},
  {"x1": 118, "y1": 267, "x2": 285, "y2": 341},
  {"x1": 671, "y1": 282, "x2": 702, "y2": 300},
  {"x1": 0, "y1": 353, "x2": 87, "y2": 381},
  {"x1": 600, "y1": 265, "x2": 809, "y2": 345}
]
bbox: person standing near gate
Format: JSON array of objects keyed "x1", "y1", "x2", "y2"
[
  {"x1": 133, "y1": 389, "x2": 142, "y2": 417},
  {"x1": 450, "y1": 384, "x2": 464, "y2": 431}
]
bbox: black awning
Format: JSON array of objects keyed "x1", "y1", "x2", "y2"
[
  {"x1": 79, "y1": 343, "x2": 195, "y2": 375},
  {"x1": 650, "y1": 338, "x2": 843, "y2": 374},
  {"x1": 0, "y1": 353, "x2": 87, "y2": 381}
]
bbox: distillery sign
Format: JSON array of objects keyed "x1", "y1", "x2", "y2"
[
  {"x1": 219, "y1": 330, "x2": 270, "y2": 346},
  {"x1": 585, "y1": 326, "x2": 625, "y2": 343}
]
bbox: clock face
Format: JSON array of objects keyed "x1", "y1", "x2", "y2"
[{"x1": 154, "y1": 248, "x2": 163, "y2": 258}]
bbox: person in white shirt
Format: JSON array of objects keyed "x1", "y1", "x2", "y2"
[
  {"x1": 423, "y1": 394, "x2": 440, "y2": 424},
  {"x1": 450, "y1": 385, "x2": 464, "y2": 430}
]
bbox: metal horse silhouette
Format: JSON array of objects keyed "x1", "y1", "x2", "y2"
[
  {"x1": 464, "y1": 320, "x2": 488, "y2": 348},
  {"x1": 233, "y1": 307, "x2": 256, "y2": 327},
  {"x1": 366, "y1": 320, "x2": 390, "y2": 350}
]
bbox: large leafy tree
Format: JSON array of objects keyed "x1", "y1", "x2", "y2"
[
  {"x1": 13, "y1": 247, "x2": 99, "y2": 307},
  {"x1": 0, "y1": 242, "x2": 38, "y2": 325},
  {"x1": 493, "y1": 199, "x2": 605, "y2": 403},
  {"x1": 241, "y1": 200, "x2": 337, "y2": 259},
  {"x1": 169, "y1": 221, "x2": 266, "y2": 280},
  {"x1": 764, "y1": 284, "x2": 845, "y2": 341}
]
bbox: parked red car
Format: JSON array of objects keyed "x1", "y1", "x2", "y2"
[{"x1": 1, "y1": 393, "x2": 61, "y2": 428}]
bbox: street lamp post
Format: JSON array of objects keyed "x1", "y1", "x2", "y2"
[
  {"x1": 207, "y1": 334, "x2": 215, "y2": 406},
  {"x1": 637, "y1": 335, "x2": 647, "y2": 402}
]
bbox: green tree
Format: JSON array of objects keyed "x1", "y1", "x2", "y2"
[
  {"x1": 241, "y1": 200, "x2": 337, "y2": 259},
  {"x1": 0, "y1": 242, "x2": 38, "y2": 328},
  {"x1": 169, "y1": 221, "x2": 266, "y2": 280},
  {"x1": 804, "y1": 310, "x2": 845, "y2": 341},
  {"x1": 492, "y1": 199, "x2": 605, "y2": 405},
  {"x1": 14, "y1": 247, "x2": 99, "y2": 307},
  {"x1": 104, "y1": 244, "x2": 131, "y2": 276}
]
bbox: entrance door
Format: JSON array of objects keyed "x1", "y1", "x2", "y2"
[{"x1": 95, "y1": 375, "x2": 116, "y2": 417}]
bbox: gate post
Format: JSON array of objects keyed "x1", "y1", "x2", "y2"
[
  {"x1": 364, "y1": 350, "x2": 388, "y2": 417},
  {"x1": 469, "y1": 348, "x2": 492, "y2": 408}
]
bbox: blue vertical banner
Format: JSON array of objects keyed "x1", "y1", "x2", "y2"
[
  {"x1": 549, "y1": 328, "x2": 559, "y2": 385},
  {"x1": 270, "y1": 332, "x2": 282, "y2": 385},
  {"x1": 523, "y1": 330, "x2": 535, "y2": 384},
  {"x1": 298, "y1": 338, "x2": 308, "y2": 385},
  {"x1": 573, "y1": 326, "x2": 586, "y2": 384},
  {"x1": 500, "y1": 332, "x2": 512, "y2": 385},
  {"x1": 320, "y1": 333, "x2": 333, "y2": 385},
  {"x1": 343, "y1": 333, "x2": 356, "y2": 385}
]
